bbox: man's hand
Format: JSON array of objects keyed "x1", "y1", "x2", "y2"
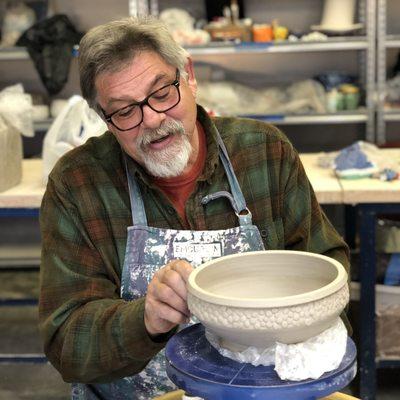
[{"x1": 144, "y1": 259, "x2": 193, "y2": 336}]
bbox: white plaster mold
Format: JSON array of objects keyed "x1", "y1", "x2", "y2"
[{"x1": 187, "y1": 250, "x2": 349, "y2": 350}]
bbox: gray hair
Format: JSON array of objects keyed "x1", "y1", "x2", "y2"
[{"x1": 78, "y1": 16, "x2": 189, "y2": 113}]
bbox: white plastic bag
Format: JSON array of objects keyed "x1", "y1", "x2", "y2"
[
  {"x1": 206, "y1": 318, "x2": 348, "y2": 381},
  {"x1": 42, "y1": 95, "x2": 107, "y2": 182}
]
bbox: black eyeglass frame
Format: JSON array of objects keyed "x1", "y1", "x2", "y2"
[{"x1": 101, "y1": 68, "x2": 181, "y2": 132}]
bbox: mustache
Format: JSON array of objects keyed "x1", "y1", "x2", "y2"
[{"x1": 138, "y1": 119, "x2": 186, "y2": 147}]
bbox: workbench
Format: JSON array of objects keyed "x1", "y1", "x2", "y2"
[
  {"x1": 0, "y1": 154, "x2": 349, "y2": 208},
  {"x1": 1, "y1": 154, "x2": 400, "y2": 400},
  {"x1": 337, "y1": 150, "x2": 400, "y2": 400},
  {"x1": 306, "y1": 150, "x2": 400, "y2": 400}
]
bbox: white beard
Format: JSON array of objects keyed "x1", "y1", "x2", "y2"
[{"x1": 136, "y1": 119, "x2": 192, "y2": 178}]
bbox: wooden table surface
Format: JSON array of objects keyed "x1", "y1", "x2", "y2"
[
  {"x1": 1, "y1": 152, "x2": 400, "y2": 208},
  {"x1": 299, "y1": 154, "x2": 343, "y2": 204}
]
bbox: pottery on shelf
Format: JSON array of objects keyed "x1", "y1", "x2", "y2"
[
  {"x1": 187, "y1": 250, "x2": 349, "y2": 351},
  {"x1": 311, "y1": 0, "x2": 363, "y2": 33}
]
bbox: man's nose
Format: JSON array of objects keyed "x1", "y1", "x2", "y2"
[{"x1": 141, "y1": 104, "x2": 166, "y2": 129}]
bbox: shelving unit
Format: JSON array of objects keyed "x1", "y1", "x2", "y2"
[
  {"x1": 376, "y1": 0, "x2": 400, "y2": 143},
  {"x1": 0, "y1": 1, "x2": 377, "y2": 147},
  {"x1": 1, "y1": 41, "x2": 371, "y2": 134},
  {"x1": 181, "y1": 0, "x2": 377, "y2": 145}
]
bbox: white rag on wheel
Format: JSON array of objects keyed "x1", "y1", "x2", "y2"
[{"x1": 206, "y1": 318, "x2": 348, "y2": 381}]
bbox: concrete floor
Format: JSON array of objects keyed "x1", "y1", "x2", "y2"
[{"x1": 0, "y1": 268, "x2": 399, "y2": 400}]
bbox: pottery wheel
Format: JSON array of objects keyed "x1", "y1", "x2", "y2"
[{"x1": 166, "y1": 323, "x2": 357, "y2": 400}]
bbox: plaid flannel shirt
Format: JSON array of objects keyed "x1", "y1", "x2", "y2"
[{"x1": 39, "y1": 105, "x2": 350, "y2": 383}]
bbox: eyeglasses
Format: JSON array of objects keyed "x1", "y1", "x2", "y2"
[{"x1": 101, "y1": 69, "x2": 181, "y2": 131}]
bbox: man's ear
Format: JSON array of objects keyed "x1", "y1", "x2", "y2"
[{"x1": 184, "y1": 57, "x2": 197, "y2": 97}]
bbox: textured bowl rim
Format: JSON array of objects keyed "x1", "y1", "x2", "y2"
[{"x1": 187, "y1": 250, "x2": 348, "y2": 307}]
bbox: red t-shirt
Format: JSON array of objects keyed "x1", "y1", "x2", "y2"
[{"x1": 152, "y1": 123, "x2": 206, "y2": 225}]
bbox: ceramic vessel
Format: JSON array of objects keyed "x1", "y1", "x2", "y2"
[
  {"x1": 311, "y1": 0, "x2": 363, "y2": 33},
  {"x1": 187, "y1": 250, "x2": 349, "y2": 351}
]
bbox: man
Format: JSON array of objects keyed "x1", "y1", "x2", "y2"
[{"x1": 39, "y1": 16, "x2": 350, "y2": 400}]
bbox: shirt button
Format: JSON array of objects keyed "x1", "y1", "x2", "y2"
[
  {"x1": 167, "y1": 207, "x2": 175, "y2": 215},
  {"x1": 260, "y1": 229, "x2": 268, "y2": 237}
]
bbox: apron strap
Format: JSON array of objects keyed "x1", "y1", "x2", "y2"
[
  {"x1": 124, "y1": 155, "x2": 148, "y2": 226},
  {"x1": 201, "y1": 191, "x2": 253, "y2": 226},
  {"x1": 216, "y1": 134, "x2": 247, "y2": 213},
  {"x1": 213, "y1": 133, "x2": 253, "y2": 226}
]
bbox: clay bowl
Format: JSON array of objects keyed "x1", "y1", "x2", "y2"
[{"x1": 187, "y1": 250, "x2": 349, "y2": 351}]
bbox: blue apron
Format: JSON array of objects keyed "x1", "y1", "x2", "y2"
[{"x1": 72, "y1": 131, "x2": 265, "y2": 399}]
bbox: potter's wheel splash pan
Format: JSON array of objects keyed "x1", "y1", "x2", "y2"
[{"x1": 166, "y1": 324, "x2": 357, "y2": 400}]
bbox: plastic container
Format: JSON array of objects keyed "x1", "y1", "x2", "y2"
[
  {"x1": 252, "y1": 24, "x2": 273, "y2": 42},
  {"x1": 340, "y1": 84, "x2": 360, "y2": 110}
]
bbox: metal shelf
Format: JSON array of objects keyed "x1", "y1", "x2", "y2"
[
  {"x1": 186, "y1": 37, "x2": 368, "y2": 55},
  {"x1": 31, "y1": 113, "x2": 367, "y2": 132},
  {"x1": 0, "y1": 45, "x2": 79, "y2": 61},
  {"x1": 385, "y1": 34, "x2": 400, "y2": 48},
  {"x1": 383, "y1": 109, "x2": 400, "y2": 121},
  {"x1": 377, "y1": 359, "x2": 400, "y2": 368},
  {"x1": 240, "y1": 111, "x2": 368, "y2": 125},
  {"x1": 0, "y1": 39, "x2": 370, "y2": 60},
  {"x1": 0, "y1": 47, "x2": 30, "y2": 61}
]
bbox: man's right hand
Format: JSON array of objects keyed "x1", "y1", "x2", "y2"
[{"x1": 144, "y1": 259, "x2": 194, "y2": 337}]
